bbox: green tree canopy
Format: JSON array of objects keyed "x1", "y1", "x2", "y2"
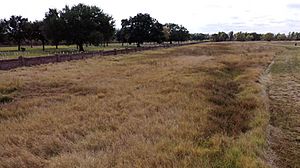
[
  {"x1": 249, "y1": 32, "x2": 262, "y2": 41},
  {"x1": 275, "y1": 33, "x2": 287, "y2": 41},
  {"x1": 211, "y1": 32, "x2": 228, "y2": 42},
  {"x1": 60, "y1": 4, "x2": 115, "y2": 51},
  {"x1": 25, "y1": 21, "x2": 46, "y2": 50},
  {"x1": 263, "y1": 33, "x2": 274, "y2": 41},
  {"x1": 228, "y1": 31, "x2": 234, "y2": 41},
  {"x1": 43, "y1": 8, "x2": 65, "y2": 49},
  {"x1": 32, "y1": 21, "x2": 47, "y2": 50},
  {"x1": 234, "y1": 32, "x2": 246, "y2": 41},
  {"x1": 120, "y1": 13, "x2": 164, "y2": 47},
  {"x1": 0, "y1": 19, "x2": 6, "y2": 43},
  {"x1": 165, "y1": 23, "x2": 190, "y2": 43},
  {"x1": 117, "y1": 19, "x2": 131, "y2": 45},
  {"x1": 190, "y1": 33, "x2": 209, "y2": 41},
  {"x1": 4, "y1": 15, "x2": 28, "y2": 51},
  {"x1": 287, "y1": 32, "x2": 300, "y2": 40}
]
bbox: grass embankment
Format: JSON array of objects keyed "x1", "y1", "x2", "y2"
[
  {"x1": 0, "y1": 42, "x2": 283, "y2": 167},
  {"x1": 0, "y1": 43, "x2": 133, "y2": 59}
]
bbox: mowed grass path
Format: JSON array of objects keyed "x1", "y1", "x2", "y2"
[
  {"x1": 0, "y1": 43, "x2": 133, "y2": 59},
  {"x1": 0, "y1": 42, "x2": 284, "y2": 167},
  {"x1": 267, "y1": 43, "x2": 300, "y2": 167}
]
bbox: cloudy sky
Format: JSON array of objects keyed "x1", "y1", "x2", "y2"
[{"x1": 0, "y1": 0, "x2": 300, "y2": 33}]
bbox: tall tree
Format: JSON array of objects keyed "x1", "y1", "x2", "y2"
[
  {"x1": 177, "y1": 25, "x2": 190, "y2": 42},
  {"x1": 116, "y1": 29, "x2": 124, "y2": 45},
  {"x1": 234, "y1": 32, "x2": 246, "y2": 41},
  {"x1": 218, "y1": 32, "x2": 228, "y2": 41},
  {"x1": 0, "y1": 19, "x2": 6, "y2": 44},
  {"x1": 211, "y1": 33, "x2": 219, "y2": 42},
  {"x1": 190, "y1": 33, "x2": 208, "y2": 41},
  {"x1": 99, "y1": 13, "x2": 115, "y2": 46},
  {"x1": 211, "y1": 32, "x2": 228, "y2": 42},
  {"x1": 245, "y1": 34, "x2": 254, "y2": 41},
  {"x1": 117, "y1": 19, "x2": 131, "y2": 45},
  {"x1": 149, "y1": 22, "x2": 165, "y2": 43},
  {"x1": 275, "y1": 33, "x2": 287, "y2": 41},
  {"x1": 249, "y1": 32, "x2": 262, "y2": 41},
  {"x1": 228, "y1": 31, "x2": 234, "y2": 41},
  {"x1": 263, "y1": 33, "x2": 274, "y2": 41},
  {"x1": 166, "y1": 23, "x2": 178, "y2": 43},
  {"x1": 60, "y1": 4, "x2": 115, "y2": 51},
  {"x1": 162, "y1": 25, "x2": 171, "y2": 42},
  {"x1": 121, "y1": 13, "x2": 163, "y2": 47},
  {"x1": 88, "y1": 31, "x2": 104, "y2": 46},
  {"x1": 4, "y1": 15, "x2": 28, "y2": 51},
  {"x1": 165, "y1": 23, "x2": 190, "y2": 44},
  {"x1": 32, "y1": 21, "x2": 47, "y2": 51},
  {"x1": 25, "y1": 21, "x2": 35, "y2": 48},
  {"x1": 288, "y1": 32, "x2": 300, "y2": 40},
  {"x1": 43, "y1": 8, "x2": 64, "y2": 49}
]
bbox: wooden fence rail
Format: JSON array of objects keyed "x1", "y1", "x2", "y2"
[{"x1": 0, "y1": 42, "x2": 200, "y2": 70}]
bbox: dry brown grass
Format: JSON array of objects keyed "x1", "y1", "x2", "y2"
[{"x1": 0, "y1": 42, "x2": 284, "y2": 168}]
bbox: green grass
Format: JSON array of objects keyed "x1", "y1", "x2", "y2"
[
  {"x1": 267, "y1": 44, "x2": 300, "y2": 167},
  {"x1": 0, "y1": 43, "x2": 135, "y2": 59}
]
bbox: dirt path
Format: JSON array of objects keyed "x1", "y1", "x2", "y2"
[{"x1": 267, "y1": 46, "x2": 300, "y2": 168}]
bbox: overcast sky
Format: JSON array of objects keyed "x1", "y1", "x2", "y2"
[{"x1": 1, "y1": 0, "x2": 300, "y2": 34}]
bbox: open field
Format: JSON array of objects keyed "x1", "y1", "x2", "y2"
[
  {"x1": 0, "y1": 43, "x2": 134, "y2": 60},
  {"x1": 0, "y1": 42, "x2": 298, "y2": 167}
]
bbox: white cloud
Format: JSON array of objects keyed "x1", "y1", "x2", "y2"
[{"x1": 1, "y1": 0, "x2": 300, "y2": 33}]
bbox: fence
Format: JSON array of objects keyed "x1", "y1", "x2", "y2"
[{"x1": 0, "y1": 42, "x2": 200, "y2": 70}]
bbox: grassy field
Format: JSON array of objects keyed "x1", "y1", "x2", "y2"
[
  {"x1": 267, "y1": 43, "x2": 300, "y2": 167},
  {"x1": 0, "y1": 43, "x2": 134, "y2": 59},
  {"x1": 0, "y1": 42, "x2": 295, "y2": 167}
]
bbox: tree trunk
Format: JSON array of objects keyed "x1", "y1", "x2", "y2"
[
  {"x1": 42, "y1": 40, "x2": 45, "y2": 51},
  {"x1": 56, "y1": 44, "x2": 58, "y2": 49},
  {"x1": 78, "y1": 44, "x2": 84, "y2": 52},
  {"x1": 137, "y1": 42, "x2": 141, "y2": 47},
  {"x1": 169, "y1": 40, "x2": 172, "y2": 44},
  {"x1": 18, "y1": 42, "x2": 21, "y2": 51},
  {"x1": 31, "y1": 40, "x2": 33, "y2": 48},
  {"x1": 106, "y1": 42, "x2": 108, "y2": 47}
]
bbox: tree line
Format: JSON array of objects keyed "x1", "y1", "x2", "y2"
[
  {"x1": 0, "y1": 4, "x2": 115, "y2": 51},
  {"x1": 0, "y1": 4, "x2": 190, "y2": 51},
  {"x1": 116, "y1": 17, "x2": 190, "y2": 47},
  {"x1": 209, "y1": 31, "x2": 300, "y2": 42},
  {"x1": 0, "y1": 3, "x2": 299, "y2": 52}
]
